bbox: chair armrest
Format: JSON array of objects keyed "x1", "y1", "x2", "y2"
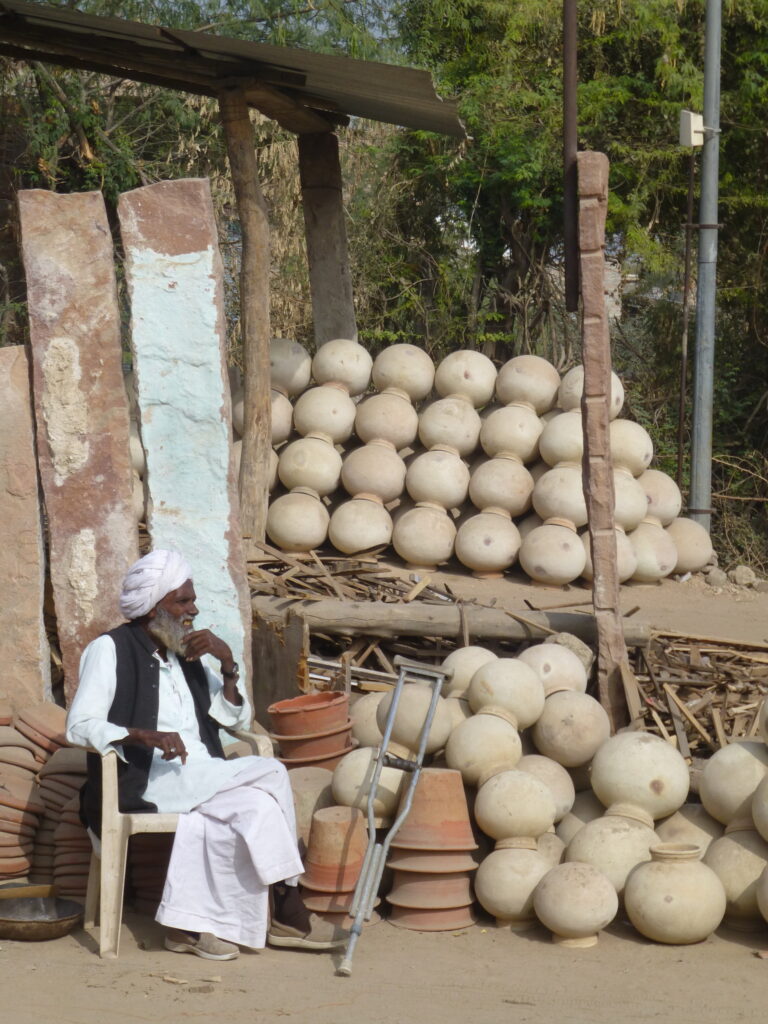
[{"x1": 225, "y1": 728, "x2": 274, "y2": 759}]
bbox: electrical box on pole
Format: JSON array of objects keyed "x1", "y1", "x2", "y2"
[{"x1": 679, "y1": 110, "x2": 705, "y2": 148}]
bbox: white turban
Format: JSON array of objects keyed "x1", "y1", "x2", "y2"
[{"x1": 119, "y1": 549, "x2": 193, "y2": 620}]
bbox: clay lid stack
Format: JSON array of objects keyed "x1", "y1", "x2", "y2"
[
  {"x1": 0, "y1": 723, "x2": 44, "y2": 779},
  {"x1": 31, "y1": 747, "x2": 88, "y2": 890},
  {"x1": 53, "y1": 795, "x2": 91, "y2": 902},
  {"x1": 13, "y1": 703, "x2": 68, "y2": 764},
  {"x1": 386, "y1": 768, "x2": 478, "y2": 932},
  {"x1": 300, "y1": 805, "x2": 379, "y2": 928},
  {"x1": 269, "y1": 693, "x2": 355, "y2": 771},
  {"x1": 0, "y1": 770, "x2": 45, "y2": 881},
  {"x1": 129, "y1": 833, "x2": 175, "y2": 915}
]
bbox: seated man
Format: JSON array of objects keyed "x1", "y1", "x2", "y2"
[{"x1": 67, "y1": 548, "x2": 344, "y2": 961}]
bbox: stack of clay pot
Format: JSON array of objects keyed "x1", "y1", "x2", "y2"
[
  {"x1": 299, "y1": 805, "x2": 376, "y2": 928},
  {"x1": 288, "y1": 766, "x2": 335, "y2": 855},
  {"x1": 0, "y1": 767, "x2": 45, "y2": 881},
  {"x1": 31, "y1": 747, "x2": 89, "y2": 898},
  {"x1": 53, "y1": 793, "x2": 92, "y2": 903},
  {"x1": 386, "y1": 768, "x2": 478, "y2": 931},
  {"x1": 268, "y1": 691, "x2": 354, "y2": 770}
]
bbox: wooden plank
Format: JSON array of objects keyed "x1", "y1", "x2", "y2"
[
  {"x1": 663, "y1": 687, "x2": 691, "y2": 758},
  {"x1": 250, "y1": 609, "x2": 308, "y2": 728},
  {"x1": 664, "y1": 684, "x2": 714, "y2": 749},
  {"x1": 712, "y1": 708, "x2": 729, "y2": 748},
  {"x1": 404, "y1": 575, "x2": 433, "y2": 603}
]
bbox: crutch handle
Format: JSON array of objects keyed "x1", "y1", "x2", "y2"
[{"x1": 383, "y1": 752, "x2": 418, "y2": 771}]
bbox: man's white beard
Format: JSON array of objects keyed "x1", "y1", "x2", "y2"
[{"x1": 149, "y1": 607, "x2": 193, "y2": 656}]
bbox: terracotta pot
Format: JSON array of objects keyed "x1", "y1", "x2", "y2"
[
  {"x1": 270, "y1": 337, "x2": 312, "y2": 397},
  {"x1": 558, "y1": 365, "x2": 624, "y2": 419},
  {"x1": 592, "y1": 732, "x2": 690, "y2": 823},
  {"x1": 268, "y1": 691, "x2": 350, "y2": 737},
  {"x1": 495, "y1": 354, "x2": 560, "y2": 414},
  {"x1": 475, "y1": 837, "x2": 550, "y2": 930},
  {"x1": 387, "y1": 869, "x2": 474, "y2": 909},
  {"x1": 405, "y1": 444, "x2": 470, "y2": 509},
  {"x1": 278, "y1": 432, "x2": 342, "y2": 496},
  {"x1": 628, "y1": 515, "x2": 678, "y2": 583},
  {"x1": 612, "y1": 468, "x2": 649, "y2": 532},
  {"x1": 329, "y1": 494, "x2": 393, "y2": 555},
  {"x1": 293, "y1": 382, "x2": 357, "y2": 443},
  {"x1": 341, "y1": 439, "x2": 406, "y2": 502},
  {"x1": 435, "y1": 350, "x2": 497, "y2": 408},
  {"x1": 468, "y1": 453, "x2": 533, "y2": 516},
  {"x1": 455, "y1": 508, "x2": 521, "y2": 578},
  {"x1": 418, "y1": 394, "x2": 482, "y2": 457},
  {"x1": 386, "y1": 848, "x2": 478, "y2": 874},
  {"x1": 372, "y1": 343, "x2": 435, "y2": 401},
  {"x1": 272, "y1": 719, "x2": 354, "y2": 760},
  {"x1": 300, "y1": 806, "x2": 368, "y2": 893},
  {"x1": 312, "y1": 338, "x2": 372, "y2": 396},
  {"x1": 392, "y1": 501, "x2": 457, "y2": 570},
  {"x1": 533, "y1": 463, "x2": 587, "y2": 526},
  {"x1": 624, "y1": 842, "x2": 726, "y2": 944},
  {"x1": 637, "y1": 468, "x2": 682, "y2": 526},
  {"x1": 475, "y1": 768, "x2": 556, "y2": 841},
  {"x1": 266, "y1": 486, "x2": 329, "y2": 553},
  {"x1": 278, "y1": 742, "x2": 356, "y2": 771},
  {"x1": 609, "y1": 418, "x2": 654, "y2": 477},
  {"x1": 445, "y1": 707, "x2": 522, "y2": 786},
  {"x1": 565, "y1": 811, "x2": 659, "y2": 895},
  {"x1": 387, "y1": 904, "x2": 477, "y2": 932},
  {"x1": 519, "y1": 518, "x2": 587, "y2": 586},
  {"x1": 532, "y1": 691, "x2": 610, "y2": 768},
  {"x1": 699, "y1": 740, "x2": 768, "y2": 825},
  {"x1": 392, "y1": 768, "x2": 476, "y2": 851},
  {"x1": 440, "y1": 646, "x2": 498, "y2": 699},
  {"x1": 538, "y1": 410, "x2": 583, "y2": 467},
  {"x1": 355, "y1": 388, "x2": 419, "y2": 450},
  {"x1": 467, "y1": 657, "x2": 544, "y2": 727},
  {"x1": 533, "y1": 861, "x2": 618, "y2": 947},
  {"x1": 479, "y1": 403, "x2": 542, "y2": 463},
  {"x1": 517, "y1": 642, "x2": 588, "y2": 697},
  {"x1": 665, "y1": 517, "x2": 715, "y2": 573},
  {"x1": 299, "y1": 887, "x2": 380, "y2": 913}
]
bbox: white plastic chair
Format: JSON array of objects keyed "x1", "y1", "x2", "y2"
[{"x1": 84, "y1": 727, "x2": 274, "y2": 958}]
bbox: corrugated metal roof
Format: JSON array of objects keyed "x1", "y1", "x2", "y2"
[{"x1": 0, "y1": 0, "x2": 464, "y2": 137}]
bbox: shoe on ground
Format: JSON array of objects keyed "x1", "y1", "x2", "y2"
[
  {"x1": 268, "y1": 912, "x2": 348, "y2": 951},
  {"x1": 164, "y1": 928, "x2": 239, "y2": 961}
]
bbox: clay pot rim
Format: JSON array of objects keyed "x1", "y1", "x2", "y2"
[
  {"x1": 494, "y1": 836, "x2": 538, "y2": 851},
  {"x1": 268, "y1": 691, "x2": 348, "y2": 717},
  {"x1": 542, "y1": 516, "x2": 578, "y2": 532},
  {"x1": 390, "y1": 838, "x2": 478, "y2": 853},
  {"x1": 278, "y1": 739, "x2": 358, "y2": 767},
  {"x1": 385, "y1": 851, "x2": 478, "y2": 873},
  {"x1": 649, "y1": 842, "x2": 702, "y2": 861},
  {"x1": 270, "y1": 718, "x2": 353, "y2": 742}
]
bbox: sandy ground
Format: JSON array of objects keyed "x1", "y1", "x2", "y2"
[{"x1": 3, "y1": 574, "x2": 768, "y2": 1022}]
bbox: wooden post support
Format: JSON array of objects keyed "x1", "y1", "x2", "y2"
[
  {"x1": 218, "y1": 85, "x2": 272, "y2": 549},
  {"x1": 298, "y1": 131, "x2": 358, "y2": 346},
  {"x1": 577, "y1": 151, "x2": 631, "y2": 732}
]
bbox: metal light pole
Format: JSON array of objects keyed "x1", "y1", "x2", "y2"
[{"x1": 689, "y1": 0, "x2": 722, "y2": 530}]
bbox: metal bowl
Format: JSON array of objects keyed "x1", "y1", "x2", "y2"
[{"x1": 0, "y1": 896, "x2": 83, "y2": 941}]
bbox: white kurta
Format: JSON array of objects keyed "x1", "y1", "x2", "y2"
[{"x1": 66, "y1": 633, "x2": 304, "y2": 948}]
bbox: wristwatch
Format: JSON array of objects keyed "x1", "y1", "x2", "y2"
[{"x1": 222, "y1": 661, "x2": 240, "y2": 681}]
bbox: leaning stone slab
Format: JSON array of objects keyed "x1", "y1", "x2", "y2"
[
  {"x1": 18, "y1": 190, "x2": 138, "y2": 703},
  {"x1": 118, "y1": 179, "x2": 253, "y2": 698},
  {"x1": 0, "y1": 345, "x2": 51, "y2": 708}
]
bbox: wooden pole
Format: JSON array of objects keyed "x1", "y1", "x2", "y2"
[
  {"x1": 218, "y1": 85, "x2": 271, "y2": 548},
  {"x1": 298, "y1": 131, "x2": 358, "y2": 346},
  {"x1": 577, "y1": 151, "x2": 633, "y2": 731}
]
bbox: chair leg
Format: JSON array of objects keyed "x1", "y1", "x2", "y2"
[
  {"x1": 98, "y1": 824, "x2": 129, "y2": 959},
  {"x1": 84, "y1": 850, "x2": 100, "y2": 929}
]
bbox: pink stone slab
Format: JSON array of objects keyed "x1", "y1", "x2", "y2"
[
  {"x1": 0, "y1": 345, "x2": 50, "y2": 708},
  {"x1": 18, "y1": 190, "x2": 138, "y2": 702}
]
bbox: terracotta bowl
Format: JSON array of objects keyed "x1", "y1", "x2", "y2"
[
  {"x1": 301, "y1": 806, "x2": 368, "y2": 893},
  {"x1": 393, "y1": 768, "x2": 477, "y2": 851},
  {"x1": 314, "y1": 908, "x2": 381, "y2": 929},
  {"x1": 387, "y1": 870, "x2": 474, "y2": 910},
  {"x1": 278, "y1": 739, "x2": 358, "y2": 772},
  {"x1": 300, "y1": 887, "x2": 381, "y2": 914},
  {"x1": 272, "y1": 719, "x2": 353, "y2": 760},
  {"x1": 386, "y1": 848, "x2": 479, "y2": 874},
  {"x1": 387, "y1": 904, "x2": 477, "y2": 932},
  {"x1": 268, "y1": 692, "x2": 349, "y2": 737}
]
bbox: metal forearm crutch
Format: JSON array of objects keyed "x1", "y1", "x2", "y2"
[{"x1": 337, "y1": 655, "x2": 451, "y2": 977}]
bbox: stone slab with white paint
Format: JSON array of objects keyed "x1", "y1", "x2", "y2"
[
  {"x1": 18, "y1": 189, "x2": 138, "y2": 703},
  {"x1": 0, "y1": 345, "x2": 51, "y2": 708},
  {"x1": 118, "y1": 179, "x2": 252, "y2": 699}
]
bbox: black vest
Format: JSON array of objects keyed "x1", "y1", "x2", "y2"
[{"x1": 81, "y1": 621, "x2": 226, "y2": 836}]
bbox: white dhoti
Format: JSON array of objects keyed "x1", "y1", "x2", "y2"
[{"x1": 155, "y1": 757, "x2": 304, "y2": 948}]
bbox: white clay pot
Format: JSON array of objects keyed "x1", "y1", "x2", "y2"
[
  {"x1": 538, "y1": 410, "x2": 583, "y2": 467},
  {"x1": 455, "y1": 508, "x2": 522, "y2": 578},
  {"x1": 418, "y1": 395, "x2": 482, "y2": 457},
  {"x1": 581, "y1": 525, "x2": 638, "y2": 584},
  {"x1": 495, "y1": 354, "x2": 561, "y2": 414},
  {"x1": 445, "y1": 707, "x2": 522, "y2": 786},
  {"x1": 475, "y1": 769, "x2": 557, "y2": 840},
  {"x1": 444, "y1": 696, "x2": 473, "y2": 731},
  {"x1": 266, "y1": 486, "x2": 329, "y2": 553},
  {"x1": 354, "y1": 388, "x2": 419, "y2": 450},
  {"x1": 341, "y1": 439, "x2": 406, "y2": 502},
  {"x1": 558, "y1": 365, "x2": 624, "y2": 420},
  {"x1": 565, "y1": 811, "x2": 658, "y2": 895},
  {"x1": 519, "y1": 518, "x2": 587, "y2": 586},
  {"x1": 628, "y1": 515, "x2": 678, "y2": 582},
  {"x1": 534, "y1": 862, "x2": 618, "y2": 947},
  {"x1": 637, "y1": 468, "x2": 682, "y2": 525},
  {"x1": 479, "y1": 403, "x2": 543, "y2": 463},
  {"x1": 129, "y1": 420, "x2": 145, "y2": 477},
  {"x1": 405, "y1": 444, "x2": 470, "y2": 509},
  {"x1": 468, "y1": 453, "x2": 533, "y2": 516},
  {"x1": 665, "y1": 517, "x2": 715, "y2": 573},
  {"x1": 329, "y1": 494, "x2": 393, "y2": 554},
  {"x1": 467, "y1": 658, "x2": 544, "y2": 728},
  {"x1": 609, "y1": 418, "x2": 654, "y2": 477},
  {"x1": 517, "y1": 755, "x2": 576, "y2": 823},
  {"x1": 312, "y1": 338, "x2": 372, "y2": 396},
  {"x1": 699, "y1": 739, "x2": 768, "y2": 826},
  {"x1": 270, "y1": 337, "x2": 312, "y2": 397},
  {"x1": 270, "y1": 388, "x2": 294, "y2": 445},
  {"x1": 372, "y1": 343, "x2": 435, "y2": 401},
  {"x1": 435, "y1": 349, "x2": 497, "y2": 408},
  {"x1": 532, "y1": 691, "x2": 610, "y2": 768},
  {"x1": 350, "y1": 692, "x2": 385, "y2": 748},
  {"x1": 440, "y1": 646, "x2": 498, "y2": 699},
  {"x1": 537, "y1": 830, "x2": 567, "y2": 869},
  {"x1": 590, "y1": 732, "x2": 690, "y2": 822},
  {"x1": 332, "y1": 746, "x2": 406, "y2": 821},
  {"x1": 655, "y1": 803, "x2": 723, "y2": 855},
  {"x1": 278, "y1": 432, "x2": 342, "y2": 496},
  {"x1": 613, "y1": 467, "x2": 649, "y2": 531},
  {"x1": 392, "y1": 501, "x2": 457, "y2": 570},
  {"x1": 517, "y1": 642, "x2": 588, "y2": 697},
  {"x1": 532, "y1": 463, "x2": 587, "y2": 527},
  {"x1": 376, "y1": 684, "x2": 453, "y2": 755},
  {"x1": 556, "y1": 789, "x2": 605, "y2": 845},
  {"x1": 293, "y1": 382, "x2": 357, "y2": 444},
  {"x1": 703, "y1": 823, "x2": 768, "y2": 931},
  {"x1": 474, "y1": 839, "x2": 551, "y2": 930}
]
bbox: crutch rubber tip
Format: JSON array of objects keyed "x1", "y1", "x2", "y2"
[{"x1": 337, "y1": 959, "x2": 352, "y2": 977}]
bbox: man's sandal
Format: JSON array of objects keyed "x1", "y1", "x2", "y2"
[
  {"x1": 164, "y1": 928, "x2": 240, "y2": 960},
  {"x1": 268, "y1": 913, "x2": 348, "y2": 951}
]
